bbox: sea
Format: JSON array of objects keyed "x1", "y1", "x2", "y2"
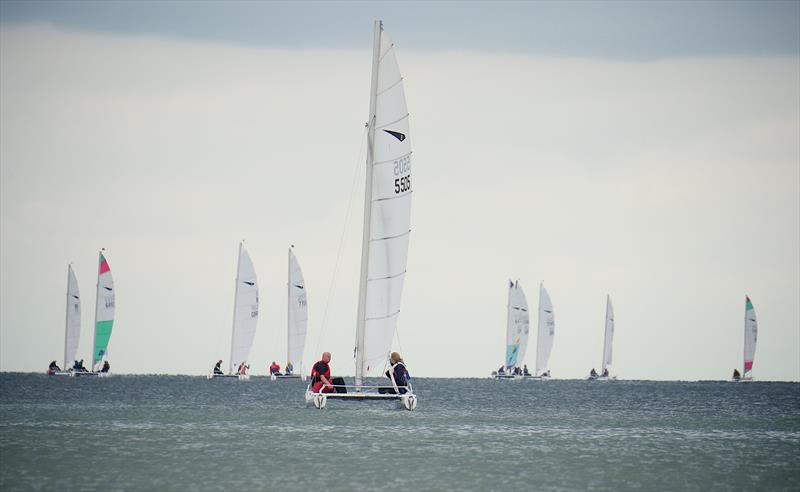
[{"x1": 0, "y1": 374, "x2": 798, "y2": 491}]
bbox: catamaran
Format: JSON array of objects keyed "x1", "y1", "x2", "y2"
[
  {"x1": 50, "y1": 264, "x2": 81, "y2": 376},
  {"x1": 305, "y1": 20, "x2": 417, "y2": 411},
  {"x1": 589, "y1": 295, "x2": 615, "y2": 381},
  {"x1": 733, "y1": 295, "x2": 757, "y2": 382},
  {"x1": 491, "y1": 280, "x2": 530, "y2": 379},
  {"x1": 209, "y1": 242, "x2": 259, "y2": 380},
  {"x1": 271, "y1": 246, "x2": 308, "y2": 381},
  {"x1": 528, "y1": 282, "x2": 555, "y2": 380},
  {"x1": 82, "y1": 250, "x2": 115, "y2": 377}
]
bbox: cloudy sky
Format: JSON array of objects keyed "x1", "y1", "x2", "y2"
[{"x1": 1, "y1": 1, "x2": 798, "y2": 380}]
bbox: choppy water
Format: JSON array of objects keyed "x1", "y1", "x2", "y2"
[{"x1": 1, "y1": 374, "x2": 798, "y2": 491}]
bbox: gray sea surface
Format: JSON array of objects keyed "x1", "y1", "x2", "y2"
[{"x1": 0, "y1": 374, "x2": 798, "y2": 491}]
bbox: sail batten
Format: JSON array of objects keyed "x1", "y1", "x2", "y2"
[
  {"x1": 229, "y1": 243, "x2": 258, "y2": 374},
  {"x1": 355, "y1": 21, "x2": 413, "y2": 384}
]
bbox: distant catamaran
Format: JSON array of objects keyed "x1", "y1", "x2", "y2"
[
  {"x1": 50, "y1": 264, "x2": 81, "y2": 376},
  {"x1": 492, "y1": 280, "x2": 530, "y2": 379},
  {"x1": 272, "y1": 246, "x2": 308, "y2": 380},
  {"x1": 305, "y1": 20, "x2": 416, "y2": 410},
  {"x1": 210, "y1": 242, "x2": 259, "y2": 380},
  {"x1": 533, "y1": 282, "x2": 555, "y2": 379},
  {"x1": 589, "y1": 295, "x2": 615, "y2": 381},
  {"x1": 90, "y1": 250, "x2": 115, "y2": 376},
  {"x1": 737, "y1": 295, "x2": 758, "y2": 381}
]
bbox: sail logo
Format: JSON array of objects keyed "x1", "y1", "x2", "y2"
[
  {"x1": 103, "y1": 287, "x2": 113, "y2": 292},
  {"x1": 384, "y1": 129, "x2": 406, "y2": 141},
  {"x1": 243, "y1": 281, "x2": 255, "y2": 286},
  {"x1": 298, "y1": 295, "x2": 307, "y2": 308},
  {"x1": 104, "y1": 296, "x2": 115, "y2": 308},
  {"x1": 294, "y1": 284, "x2": 304, "y2": 290},
  {"x1": 250, "y1": 305, "x2": 258, "y2": 318}
]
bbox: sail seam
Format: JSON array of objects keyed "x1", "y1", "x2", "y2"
[
  {"x1": 367, "y1": 270, "x2": 406, "y2": 282},
  {"x1": 374, "y1": 151, "x2": 413, "y2": 166},
  {"x1": 366, "y1": 309, "x2": 401, "y2": 321},
  {"x1": 377, "y1": 78, "x2": 403, "y2": 97},
  {"x1": 373, "y1": 191, "x2": 412, "y2": 203},
  {"x1": 376, "y1": 113, "x2": 410, "y2": 131},
  {"x1": 379, "y1": 43, "x2": 394, "y2": 63},
  {"x1": 370, "y1": 230, "x2": 410, "y2": 242}
]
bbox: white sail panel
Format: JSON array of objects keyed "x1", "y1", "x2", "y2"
[
  {"x1": 743, "y1": 296, "x2": 757, "y2": 376},
  {"x1": 360, "y1": 25, "x2": 412, "y2": 378},
  {"x1": 287, "y1": 248, "x2": 308, "y2": 372},
  {"x1": 536, "y1": 284, "x2": 555, "y2": 375},
  {"x1": 602, "y1": 295, "x2": 614, "y2": 372},
  {"x1": 229, "y1": 244, "x2": 258, "y2": 373},
  {"x1": 505, "y1": 281, "x2": 530, "y2": 369},
  {"x1": 64, "y1": 265, "x2": 81, "y2": 368}
]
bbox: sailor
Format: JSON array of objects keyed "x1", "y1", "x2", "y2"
[
  {"x1": 49, "y1": 361, "x2": 60, "y2": 371},
  {"x1": 497, "y1": 366, "x2": 505, "y2": 376},
  {"x1": 101, "y1": 361, "x2": 110, "y2": 373},
  {"x1": 213, "y1": 360, "x2": 224, "y2": 375},
  {"x1": 78, "y1": 360, "x2": 88, "y2": 372},
  {"x1": 523, "y1": 364, "x2": 531, "y2": 376},
  {"x1": 310, "y1": 352, "x2": 334, "y2": 393},
  {"x1": 386, "y1": 352, "x2": 411, "y2": 395},
  {"x1": 542, "y1": 370, "x2": 551, "y2": 377},
  {"x1": 601, "y1": 368, "x2": 609, "y2": 377},
  {"x1": 285, "y1": 362, "x2": 293, "y2": 375},
  {"x1": 269, "y1": 361, "x2": 282, "y2": 376},
  {"x1": 514, "y1": 366, "x2": 522, "y2": 376},
  {"x1": 237, "y1": 362, "x2": 249, "y2": 375},
  {"x1": 732, "y1": 369, "x2": 741, "y2": 380},
  {"x1": 589, "y1": 368, "x2": 598, "y2": 378}
]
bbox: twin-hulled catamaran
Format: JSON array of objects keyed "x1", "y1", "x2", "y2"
[
  {"x1": 492, "y1": 280, "x2": 530, "y2": 379},
  {"x1": 589, "y1": 296, "x2": 615, "y2": 381},
  {"x1": 50, "y1": 265, "x2": 82, "y2": 376},
  {"x1": 272, "y1": 246, "x2": 308, "y2": 381},
  {"x1": 305, "y1": 20, "x2": 416, "y2": 410},
  {"x1": 209, "y1": 242, "x2": 259, "y2": 380}
]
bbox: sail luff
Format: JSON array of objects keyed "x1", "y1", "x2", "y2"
[
  {"x1": 602, "y1": 295, "x2": 614, "y2": 373},
  {"x1": 229, "y1": 242, "x2": 242, "y2": 374},
  {"x1": 287, "y1": 247, "x2": 291, "y2": 367},
  {"x1": 355, "y1": 20, "x2": 383, "y2": 387}
]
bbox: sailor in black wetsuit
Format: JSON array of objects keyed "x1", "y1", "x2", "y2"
[{"x1": 213, "y1": 360, "x2": 224, "y2": 375}]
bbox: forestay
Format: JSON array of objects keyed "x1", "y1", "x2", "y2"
[
  {"x1": 535, "y1": 283, "x2": 555, "y2": 376},
  {"x1": 64, "y1": 264, "x2": 81, "y2": 369},
  {"x1": 287, "y1": 247, "x2": 308, "y2": 372},
  {"x1": 505, "y1": 280, "x2": 530, "y2": 369},
  {"x1": 601, "y1": 295, "x2": 614, "y2": 373},
  {"x1": 355, "y1": 22, "x2": 412, "y2": 383},
  {"x1": 229, "y1": 243, "x2": 259, "y2": 374},
  {"x1": 92, "y1": 252, "x2": 115, "y2": 369},
  {"x1": 743, "y1": 296, "x2": 757, "y2": 376}
]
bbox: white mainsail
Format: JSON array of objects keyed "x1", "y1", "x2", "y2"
[
  {"x1": 535, "y1": 283, "x2": 555, "y2": 376},
  {"x1": 229, "y1": 242, "x2": 259, "y2": 374},
  {"x1": 92, "y1": 251, "x2": 115, "y2": 370},
  {"x1": 287, "y1": 246, "x2": 308, "y2": 373},
  {"x1": 355, "y1": 21, "x2": 412, "y2": 385},
  {"x1": 64, "y1": 264, "x2": 81, "y2": 368},
  {"x1": 505, "y1": 280, "x2": 530, "y2": 370},
  {"x1": 601, "y1": 295, "x2": 614, "y2": 374},
  {"x1": 743, "y1": 296, "x2": 757, "y2": 377}
]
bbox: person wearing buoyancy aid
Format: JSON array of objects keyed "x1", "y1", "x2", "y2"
[
  {"x1": 386, "y1": 352, "x2": 411, "y2": 395},
  {"x1": 310, "y1": 352, "x2": 334, "y2": 393}
]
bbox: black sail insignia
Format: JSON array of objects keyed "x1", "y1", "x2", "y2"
[{"x1": 383, "y1": 129, "x2": 406, "y2": 141}]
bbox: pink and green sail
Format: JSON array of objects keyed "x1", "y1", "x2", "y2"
[
  {"x1": 743, "y1": 296, "x2": 757, "y2": 376},
  {"x1": 93, "y1": 252, "x2": 115, "y2": 369}
]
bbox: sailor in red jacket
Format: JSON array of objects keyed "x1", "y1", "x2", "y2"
[{"x1": 310, "y1": 352, "x2": 334, "y2": 393}]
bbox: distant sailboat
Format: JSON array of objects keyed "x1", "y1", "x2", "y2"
[
  {"x1": 738, "y1": 295, "x2": 757, "y2": 381},
  {"x1": 305, "y1": 20, "x2": 416, "y2": 410},
  {"x1": 492, "y1": 280, "x2": 530, "y2": 379},
  {"x1": 590, "y1": 296, "x2": 616, "y2": 381},
  {"x1": 272, "y1": 246, "x2": 308, "y2": 381},
  {"x1": 533, "y1": 283, "x2": 555, "y2": 379},
  {"x1": 89, "y1": 250, "x2": 115, "y2": 376},
  {"x1": 209, "y1": 242, "x2": 258, "y2": 380},
  {"x1": 50, "y1": 265, "x2": 81, "y2": 376}
]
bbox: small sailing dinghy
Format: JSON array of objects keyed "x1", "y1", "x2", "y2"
[
  {"x1": 272, "y1": 246, "x2": 308, "y2": 381},
  {"x1": 305, "y1": 20, "x2": 417, "y2": 411},
  {"x1": 208, "y1": 242, "x2": 259, "y2": 380},
  {"x1": 732, "y1": 296, "x2": 757, "y2": 382},
  {"x1": 589, "y1": 295, "x2": 616, "y2": 381},
  {"x1": 491, "y1": 280, "x2": 530, "y2": 380},
  {"x1": 50, "y1": 265, "x2": 81, "y2": 376}
]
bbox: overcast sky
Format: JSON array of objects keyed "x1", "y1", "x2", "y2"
[{"x1": 1, "y1": 1, "x2": 798, "y2": 380}]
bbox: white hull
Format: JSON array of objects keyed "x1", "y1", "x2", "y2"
[
  {"x1": 305, "y1": 384, "x2": 417, "y2": 411},
  {"x1": 491, "y1": 374, "x2": 546, "y2": 380},
  {"x1": 270, "y1": 374, "x2": 306, "y2": 381},
  {"x1": 207, "y1": 373, "x2": 249, "y2": 380}
]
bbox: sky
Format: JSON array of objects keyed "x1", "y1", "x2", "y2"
[{"x1": 1, "y1": 1, "x2": 798, "y2": 380}]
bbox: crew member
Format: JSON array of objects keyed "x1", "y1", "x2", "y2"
[
  {"x1": 310, "y1": 352, "x2": 334, "y2": 393},
  {"x1": 213, "y1": 360, "x2": 224, "y2": 375}
]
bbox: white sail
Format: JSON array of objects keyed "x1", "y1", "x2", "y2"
[
  {"x1": 229, "y1": 243, "x2": 259, "y2": 374},
  {"x1": 64, "y1": 264, "x2": 81, "y2": 368},
  {"x1": 287, "y1": 247, "x2": 308, "y2": 373},
  {"x1": 535, "y1": 283, "x2": 555, "y2": 376},
  {"x1": 505, "y1": 280, "x2": 530, "y2": 369},
  {"x1": 601, "y1": 295, "x2": 614, "y2": 373},
  {"x1": 743, "y1": 296, "x2": 757, "y2": 377},
  {"x1": 355, "y1": 21, "x2": 412, "y2": 383}
]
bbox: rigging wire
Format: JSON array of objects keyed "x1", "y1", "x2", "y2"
[{"x1": 312, "y1": 126, "x2": 368, "y2": 359}]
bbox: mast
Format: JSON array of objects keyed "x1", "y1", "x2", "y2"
[
  {"x1": 355, "y1": 20, "x2": 382, "y2": 388},
  {"x1": 63, "y1": 264, "x2": 71, "y2": 368},
  {"x1": 602, "y1": 295, "x2": 610, "y2": 373},
  {"x1": 92, "y1": 251, "x2": 100, "y2": 371},
  {"x1": 505, "y1": 280, "x2": 512, "y2": 370},
  {"x1": 229, "y1": 242, "x2": 243, "y2": 374}
]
